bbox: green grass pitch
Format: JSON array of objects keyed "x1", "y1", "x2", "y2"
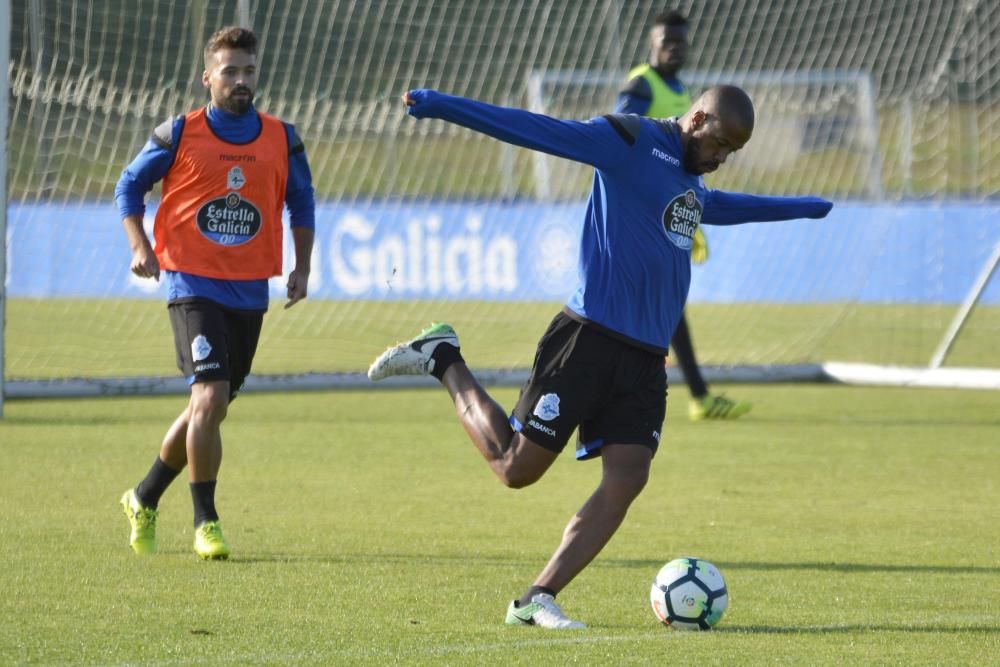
[
  {"x1": 6, "y1": 300, "x2": 1000, "y2": 379},
  {"x1": 1, "y1": 384, "x2": 998, "y2": 665}
]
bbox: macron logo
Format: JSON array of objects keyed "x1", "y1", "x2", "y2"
[{"x1": 652, "y1": 147, "x2": 680, "y2": 167}]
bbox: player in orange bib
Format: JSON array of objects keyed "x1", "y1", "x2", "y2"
[{"x1": 114, "y1": 26, "x2": 315, "y2": 559}]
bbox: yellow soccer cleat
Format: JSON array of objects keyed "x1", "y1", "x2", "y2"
[
  {"x1": 689, "y1": 394, "x2": 752, "y2": 421},
  {"x1": 193, "y1": 521, "x2": 231, "y2": 560},
  {"x1": 120, "y1": 489, "x2": 159, "y2": 555}
]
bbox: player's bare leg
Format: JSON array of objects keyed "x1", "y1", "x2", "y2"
[
  {"x1": 441, "y1": 362, "x2": 558, "y2": 488},
  {"x1": 506, "y1": 444, "x2": 650, "y2": 628},
  {"x1": 367, "y1": 322, "x2": 558, "y2": 486},
  {"x1": 186, "y1": 380, "x2": 228, "y2": 483},
  {"x1": 186, "y1": 380, "x2": 231, "y2": 559},
  {"x1": 158, "y1": 407, "x2": 191, "y2": 470},
  {"x1": 532, "y1": 443, "x2": 652, "y2": 593}
]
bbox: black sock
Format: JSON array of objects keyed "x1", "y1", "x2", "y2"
[
  {"x1": 190, "y1": 480, "x2": 219, "y2": 527},
  {"x1": 134, "y1": 457, "x2": 181, "y2": 509},
  {"x1": 429, "y1": 343, "x2": 464, "y2": 382},
  {"x1": 518, "y1": 585, "x2": 556, "y2": 607},
  {"x1": 670, "y1": 314, "x2": 708, "y2": 399}
]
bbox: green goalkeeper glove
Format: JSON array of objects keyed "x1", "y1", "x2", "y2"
[{"x1": 691, "y1": 227, "x2": 709, "y2": 264}]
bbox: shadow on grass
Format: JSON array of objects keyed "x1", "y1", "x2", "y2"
[
  {"x1": 717, "y1": 623, "x2": 999, "y2": 634},
  {"x1": 226, "y1": 552, "x2": 518, "y2": 566},
  {"x1": 740, "y1": 415, "x2": 1000, "y2": 428},
  {"x1": 224, "y1": 553, "x2": 1000, "y2": 576},
  {"x1": 3, "y1": 413, "x2": 177, "y2": 426},
  {"x1": 600, "y1": 559, "x2": 1000, "y2": 575}
]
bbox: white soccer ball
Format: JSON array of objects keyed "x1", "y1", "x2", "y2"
[{"x1": 649, "y1": 557, "x2": 728, "y2": 630}]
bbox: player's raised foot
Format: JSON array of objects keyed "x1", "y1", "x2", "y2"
[
  {"x1": 367, "y1": 322, "x2": 459, "y2": 381},
  {"x1": 120, "y1": 489, "x2": 159, "y2": 555},
  {"x1": 505, "y1": 594, "x2": 586, "y2": 629},
  {"x1": 689, "y1": 394, "x2": 752, "y2": 421},
  {"x1": 193, "y1": 520, "x2": 230, "y2": 560}
]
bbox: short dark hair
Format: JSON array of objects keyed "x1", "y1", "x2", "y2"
[
  {"x1": 204, "y1": 26, "x2": 257, "y2": 67},
  {"x1": 653, "y1": 9, "x2": 688, "y2": 29}
]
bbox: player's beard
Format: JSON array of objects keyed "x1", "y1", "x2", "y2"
[
  {"x1": 683, "y1": 136, "x2": 718, "y2": 175},
  {"x1": 657, "y1": 56, "x2": 685, "y2": 79},
  {"x1": 219, "y1": 87, "x2": 254, "y2": 115}
]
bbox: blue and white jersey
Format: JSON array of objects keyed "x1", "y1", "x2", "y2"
[
  {"x1": 404, "y1": 90, "x2": 832, "y2": 353},
  {"x1": 564, "y1": 113, "x2": 704, "y2": 353}
]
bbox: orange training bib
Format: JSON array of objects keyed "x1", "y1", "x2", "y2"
[{"x1": 153, "y1": 107, "x2": 289, "y2": 280}]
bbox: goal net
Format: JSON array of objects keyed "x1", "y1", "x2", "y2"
[
  {"x1": 4, "y1": 0, "x2": 1000, "y2": 399},
  {"x1": 527, "y1": 68, "x2": 883, "y2": 200}
]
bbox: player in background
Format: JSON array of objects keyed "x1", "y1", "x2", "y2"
[
  {"x1": 618, "y1": 9, "x2": 751, "y2": 421},
  {"x1": 114, "y1": 26, "x2": 315, "y2": 559},
  {"x1": 369, "y1": 86, "x2": 832, "y2": 628}
]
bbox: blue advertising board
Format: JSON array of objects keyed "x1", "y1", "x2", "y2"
[{"x1": 6, "y1": 201, "x2": 1000, "y2": 305}]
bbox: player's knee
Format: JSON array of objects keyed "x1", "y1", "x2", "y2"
[
  {"x1": 189, "y1": 384, "x2": 229, "y2": 424},
  {"x1": 494, "y1": 434, "x2": 557, "y2": 489},
  {"x1": 495, "y1": 460, "x2": 544, "y2": 489},
  {"x1": 497, "y1": 469, "x2": 536, "y2": 489},
  {"x1": 606, "y1": 465, "x2": 650, "y2": 502},
  {"x1": 191, "y1": 398, "x2": 228, "y2": 426}
]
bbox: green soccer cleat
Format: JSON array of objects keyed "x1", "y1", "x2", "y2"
[
  {"x1": 367, "y1": 322, "x2": 459, "y2": 381},
  {"x1": 193, "y1": 520, "x2": 231, "y2": 560},
  {"x1": 120, "y1": 489, "x2": 159, "y2": 555},
  {"x1": 505, "y1": 594, "x2": 586, "y2": 629},
  {"x1": 689, "y1": 394, "x2": 752, "y2": 421}
]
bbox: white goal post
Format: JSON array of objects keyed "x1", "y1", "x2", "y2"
[
  {"x1": 823, "y1": 234, "x2": 1000, "y2": 390},
  {"x1": 0, "y1": 0, "x2": 9, "y2": 417},
  {"x1": 526, "y1": 67, "x2": 883, "y2": 201},
  {"x1": 929, "y1": 236, "x2": 1000, "y2": 370}
]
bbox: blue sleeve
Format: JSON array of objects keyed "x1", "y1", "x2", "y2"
[
  {"x1": 405, "y1": 89, "x2": 632, "y2": 171},
  {"x1": 615, "y1": 77, "x2": 652, "y2": 115},
  {"x1": 283, "y1": 123, "x2": 316, "y2": 230},
  {"x1": 702, "y1": 190, "x2": 834, "y2": 225},
  {"x1": 113, "y1": 118, "x2": 183, "y2": 219}
]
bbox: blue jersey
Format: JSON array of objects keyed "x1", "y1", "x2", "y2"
[
  {"x1": 114, "y1": 104, "x2": 316, "y2": 310},
  {"x1": 404, "y1": 90, "x2": 832, "y2": 353}
]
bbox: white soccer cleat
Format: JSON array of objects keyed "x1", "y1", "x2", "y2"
[
  {"x1": 505, "y1": 593, "x2": 587, "y2": 629},
  {"x1": 367, "y1": 322, "x2": 459, "y2": 381}
]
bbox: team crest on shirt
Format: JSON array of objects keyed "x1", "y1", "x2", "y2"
[
  {"x1": 533, "y1": 393, "x2": 561, "y2": 421},
  {"x1": 662, "y1": 189, "x2": 703, "y2": 251},
  {"x1": 227, "y1": 166, "x2": 246, "y2": 190},
  {"x1": 196, "y1": 191, "x2": 262, "y2": 246}
]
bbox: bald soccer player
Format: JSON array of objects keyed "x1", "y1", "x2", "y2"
[{"x1": 368, "y1": 85, "x2": 832, "y2": 628}]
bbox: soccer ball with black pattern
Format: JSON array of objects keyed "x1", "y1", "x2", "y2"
[{"x1": 649, "y1": 557, "x2": 728, "y2": 630}]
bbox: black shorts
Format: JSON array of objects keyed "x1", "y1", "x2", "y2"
[
  {"x1": 511, "y1": 312, "x2": 667, "y2": 461},
  {"x1": 168, "y1": 299, "x2": 264, "y2": 402}
]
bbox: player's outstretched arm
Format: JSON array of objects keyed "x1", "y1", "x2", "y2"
[
  {"x1": 402, "y1": 89, "x2": 628, "y2": 171},
  {"x1": 701, "y1": 190, "x2": 833, "y2": 226}
]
